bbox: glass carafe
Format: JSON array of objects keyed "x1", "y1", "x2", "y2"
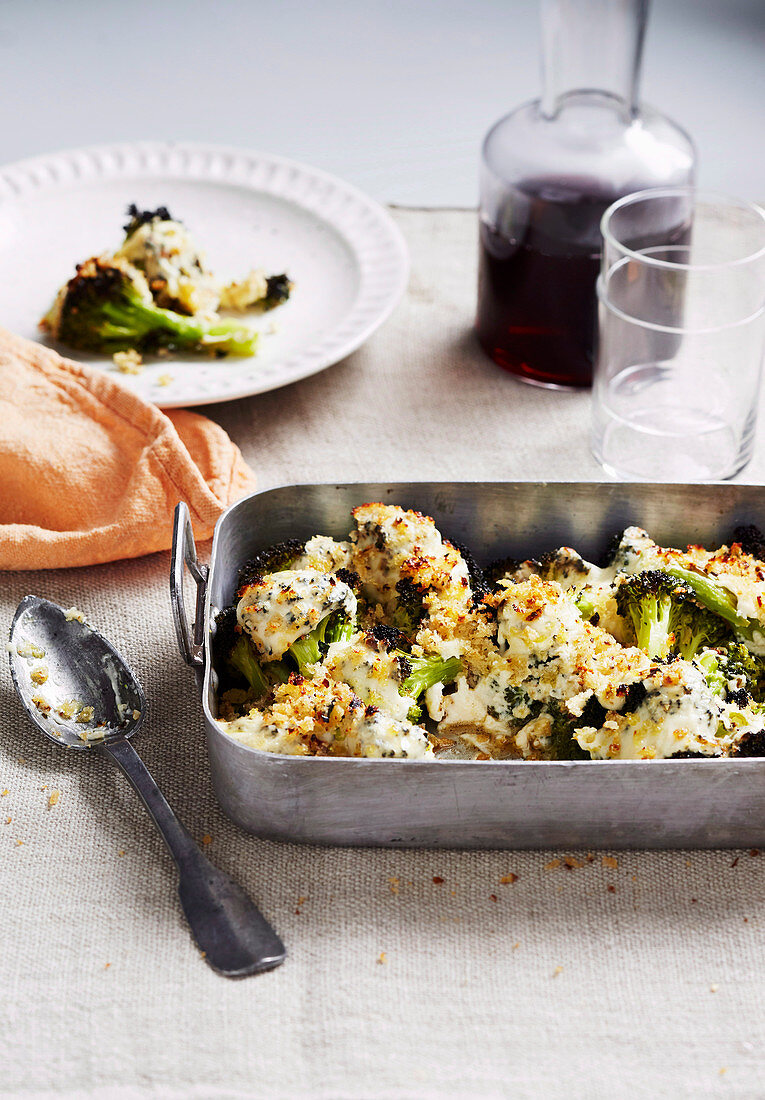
[{"x1": 476, "y1": 0, "x2": 696, "y2": 389}]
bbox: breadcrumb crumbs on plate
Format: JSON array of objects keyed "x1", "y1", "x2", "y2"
[
  {"x1": 77, "y1": 706, "x2": 95, "y2": 724},
  {"x1": 157, "y1": 373, "x2": 174, "y2": 387},
  {"x1": 30, "y1": 666, "x2": 48, "y2": 685},
  {"x1": 544, "y1": 858, "x2": 561, "y2": 871},
  {"x1": 377, "y1": 952, "x2": 387, "y2": 965},
  {"x1": 500, "y1": 873, "x2": 518, "y2": 884},
  {"x1": 563, "y1": 856, "x2": 584, "y2": 870},
  {"x1": 47, "y1": 789, "x2": 60, "y2": 808},
  {"x1": 64, "y1": 607, "x2": 85, "y2": 623},
  {"x1": 132, "y1": 710, "x2": 141, "y2": 721},
  {"x1": 113, "y1": 349, "x2": 143, "y2": 374},
  {"x1": 602, "y1": 855, "x2": 619, "y2": 869}
]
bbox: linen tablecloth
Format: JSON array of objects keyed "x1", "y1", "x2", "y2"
[{"x1": 1, "y1": 209, "x2": 763, "y2": 1100}]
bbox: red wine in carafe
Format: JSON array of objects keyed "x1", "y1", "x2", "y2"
[{"x1": 476, "y1": 177, "x2": 620, "y2": 389}]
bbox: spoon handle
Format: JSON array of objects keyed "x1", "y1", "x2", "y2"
[{"x1": 103, "y1": 738, "x2": 286, "y2": 977}]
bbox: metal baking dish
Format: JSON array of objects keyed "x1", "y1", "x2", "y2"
[{"x1": 171, "y1": 482, "x2": 765, "y2": 849}]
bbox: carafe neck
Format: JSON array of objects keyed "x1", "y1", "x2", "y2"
[{"x1": 540, "y1": 0, "x2": 649, "y2": 121}]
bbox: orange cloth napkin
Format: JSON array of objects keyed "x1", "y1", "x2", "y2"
[{"x1": 0, "y1": 328, "x2": 256, "y2": 570}]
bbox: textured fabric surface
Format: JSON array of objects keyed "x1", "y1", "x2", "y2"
[
  {"x1": 0, "y1": 328, "x2": 256, "y2": 570},
  {"x1": 1, "y1": 210, "x2": 764, "y2": 1099}
]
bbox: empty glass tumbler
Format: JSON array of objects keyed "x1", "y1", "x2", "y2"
[{"x1": 591, "y1": 189, "x2": 765, "y2": 481}]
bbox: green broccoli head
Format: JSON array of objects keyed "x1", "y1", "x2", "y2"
[
  {"x1": 615, "y1": 569, "x2": 730, "y2": 661},
  {"x1": 44, "y1": 257, "x2": 257, "y2": 357}
]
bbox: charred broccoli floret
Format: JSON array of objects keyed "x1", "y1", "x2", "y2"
[
  {"x1": 392, "y1": 578, "x2": 428, "y2": 637},
  {"x1": 212, "y1": 607, "x2": 287, "y2": 698},
  {"x1": 43, "y1": 257, "x2": 257, "y2": 357},
  {"x1": 123, "y1": 204, "x2": 175, "y2": 236},
  {"x1": 263, "y1": 274, "x2": 293, "y2": 310},
  {"x1": 732, "y1": 524, "x2": 765, "y2": 560},
  {"x1": 615, "y1": 569, "x2": 730, "y2": 660},
  {"x1": 545, "y1": 701, "x2": 590, "y2": 761},
  {"x1": 237, "y1": 540, "x2": 306, "y2": 590}
]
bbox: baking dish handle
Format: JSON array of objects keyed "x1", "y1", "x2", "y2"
[{"x1": 171, "y1": 502, "x2": 208, "y2": 670}]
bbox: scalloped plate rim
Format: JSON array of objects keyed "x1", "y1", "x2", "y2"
[{"x1": 0, "y1": 140, "x2": 410, "y2": 408}]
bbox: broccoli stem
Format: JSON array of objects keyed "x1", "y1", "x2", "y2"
[
  {"x1": 665, "y1": 566, "x2": 758, "y2": 643},
  {"x1": 400, "y1": 655, "x2": 462, "y2": 699},
  {"x1": 229, "y1": 636, "x2": 269, "y2": 698},
  {"x1": 288, "y1": 612, "x2": 355, "y2": 675},
  {"x1": 99, "y1": 299, "x2": 257, "y2": 356}
]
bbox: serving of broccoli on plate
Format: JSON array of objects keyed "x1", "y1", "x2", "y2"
[{"x1": 41, "y1": 204, "x2": 293, "y2": 362}]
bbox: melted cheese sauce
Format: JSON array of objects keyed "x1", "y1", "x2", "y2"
[{"x1": 237, "y1": 570, "x2": 356, "y2": 660}]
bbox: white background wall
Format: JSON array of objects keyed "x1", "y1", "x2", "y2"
[{"x1": 1, "y1": 0, "x2": 763, "y2": 204}]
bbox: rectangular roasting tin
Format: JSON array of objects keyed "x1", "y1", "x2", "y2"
[{"x1": 171, "y1": 482, "x2": 765, "y2": 850}]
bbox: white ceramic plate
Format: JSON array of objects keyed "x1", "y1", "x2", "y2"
[{"x1": 0, "y1": 142, "x2": 409, "y2": 408}]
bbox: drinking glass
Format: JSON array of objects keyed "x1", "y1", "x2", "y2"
[{"x1": 591, "y1": 188, "x2": 765, "y2": 480}]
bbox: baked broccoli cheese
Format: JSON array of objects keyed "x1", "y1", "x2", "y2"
[
  {"x1": 213, "y1": 506, "x2": 765, "y2": 762},
  {"x1": 41, "y1": 204, "x2": 292, "y2": 361}
]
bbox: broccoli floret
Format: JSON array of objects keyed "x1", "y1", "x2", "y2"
[
  {"x1": 44, "y1": 257, "x2": 257, "y2": 357},
  {"x1": 229, "y1": 635, "x2": 270, "y2": 698},
  {"x1": 664, "y1": 565, "x2": 763, "y2": 648},
  {"x1": 212, "y1": 607, "x2": 285, "y2": 698},
  {"x1": 615, "y1": 570, "x2": 693, "y2": 659},
  {"x1": 396, "y1": 652, "x2": 462, "y2": 723},
  {"x1": 263, "y1": 274, "x2": 293, "y2": 310},
  {"x1": 287, "y1": 610, "x2": 358, "y2": 675},
  {"x1": 450, "y1": 540, "x2": 489, "y2": 603},
  {"x1": 736, "y1": 731, "x2": 765, "y2": 757},
  {"x1": 399, "y1": 653, "x2": 462, "y2": 700},
  {"x1": 545, "y1": 701, "x2": 590, "y2": 761},
  {"x1": 237, "y1": 539, "x2": 306, "y2": 590},
  {"x1": 123, "y1": 204, "x2": 175, "y2": 236},
  {"x1": 697, "y1": 643, "x2": 765, "y2": 705},
  {"x1": 615, "y1": 569, "x2": 729, "y2": 660},
  {"x1": 486, "y1": 555, "x2": 528, "y2": 586},
  {"x1": 392, "y1": 578, "x2": 427, "y2": 637},
  {"x1": 732, "y1": 524, "x2": 765, "y2": 560}
]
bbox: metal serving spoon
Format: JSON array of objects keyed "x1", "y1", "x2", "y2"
[{"x1": 8, "y1": 595, "x2": 285, "y2": 978}]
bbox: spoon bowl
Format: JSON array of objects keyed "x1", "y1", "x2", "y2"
[{"x1": 9, "y1": 595, "x2": 146, "y2": 750}]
